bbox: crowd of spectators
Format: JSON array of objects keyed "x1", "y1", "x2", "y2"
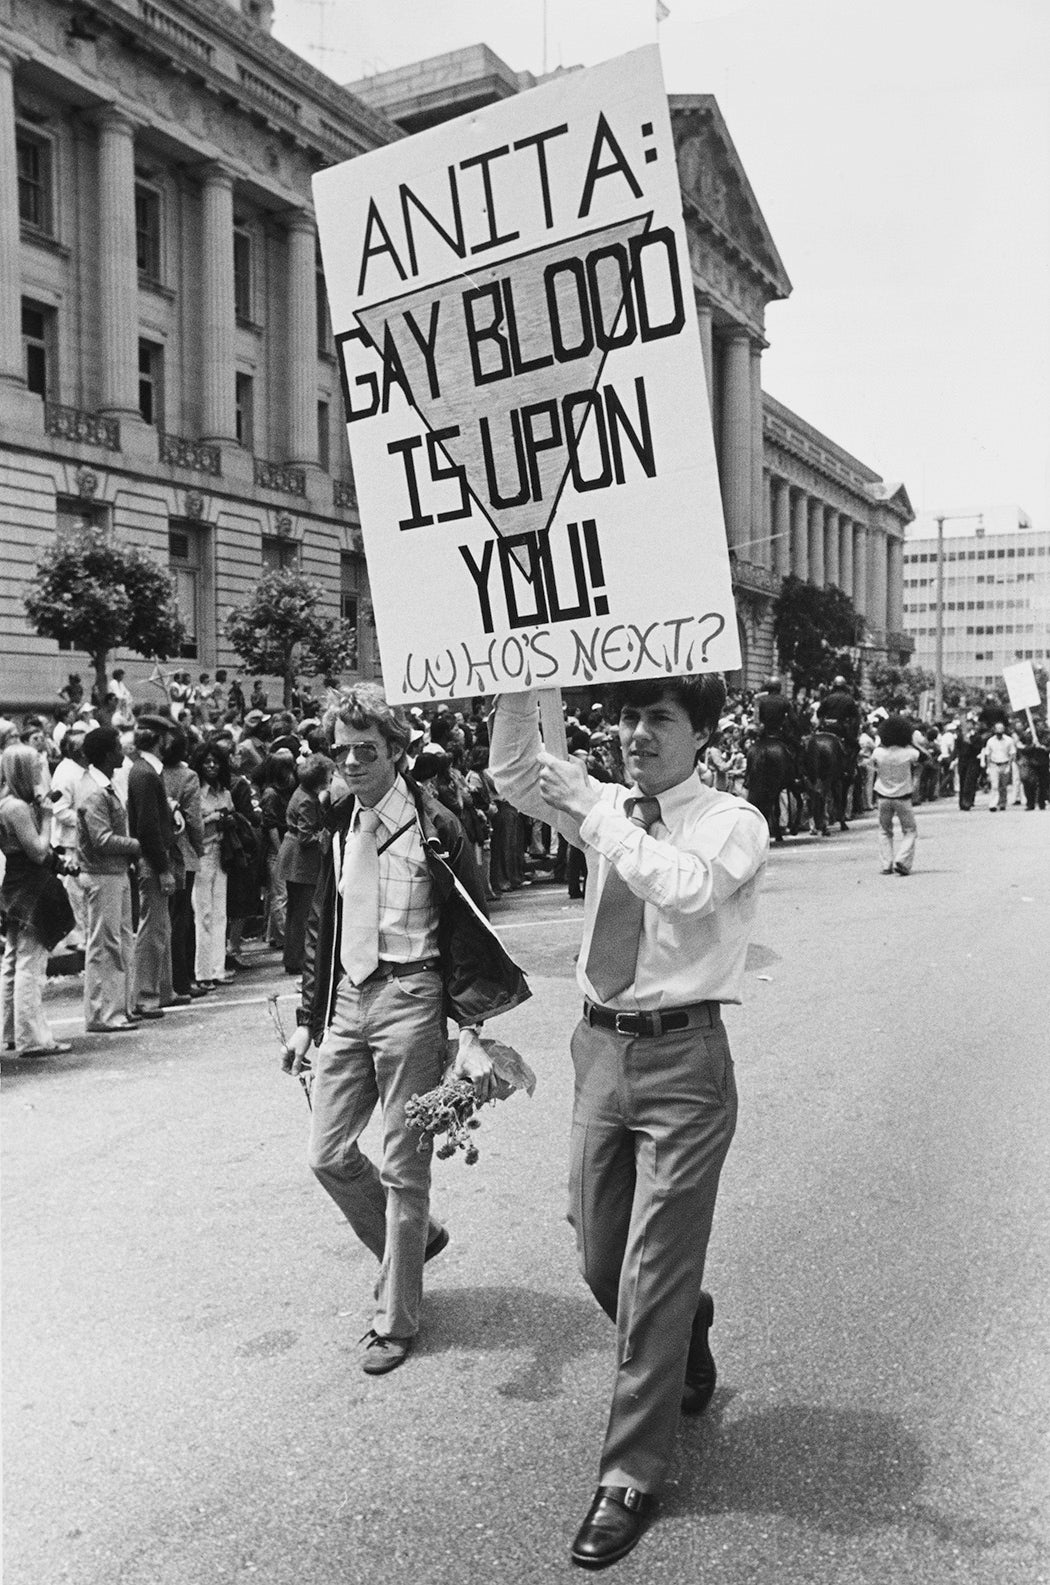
[{"x1": 1, "y1": 667, "x2": 1046, "y2": 1060}]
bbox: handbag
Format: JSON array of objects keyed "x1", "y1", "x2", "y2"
[{"x1": 219, "y1": 810, "x2": 259, "y2": 872}]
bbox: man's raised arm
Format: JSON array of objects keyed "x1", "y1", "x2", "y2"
[{"x1": 489, "y1": 692, "x2": 587, "y2": 847}]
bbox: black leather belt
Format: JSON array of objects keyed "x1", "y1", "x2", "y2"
[
  {"x1": 583, "y1": 1000, "x2": 719, "y2": 1037},
  {"x1": 363, "y1": 957, "x2": 440, "y2": 983}
]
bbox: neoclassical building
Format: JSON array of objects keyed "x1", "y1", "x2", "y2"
[
  {"x1": 1, "y1": 0, "x2": 389, "y2": 712},
  {"x1": 2, "y1": 18, "x2": 913, "y2": 713},
  {"x1": 352, "y1": 55, "x2": 916, "y2": 688}
]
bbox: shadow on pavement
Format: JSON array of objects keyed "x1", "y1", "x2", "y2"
[
  {"x1": 672, "y1": 1394, "x2": 1010, "y2": 1551},
  {"x1": 418, "y1": 1283, "x2": 608, "y2": 1401}
]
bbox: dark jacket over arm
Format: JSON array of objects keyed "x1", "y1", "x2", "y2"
[{"x1": 127, "y1": 760, "x2": 175, "y2": 875}]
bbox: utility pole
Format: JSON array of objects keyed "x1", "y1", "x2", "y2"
[{"x1": 932, "y1": 511, "x2": 983, "y2": 718}]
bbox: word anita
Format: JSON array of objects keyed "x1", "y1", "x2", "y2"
[{"x1": 401, "y1": 611, "x2": 727, "y2": 699}]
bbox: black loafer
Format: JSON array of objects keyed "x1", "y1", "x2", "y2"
[
  {"x1": 570, "y1": 1485, "x2": 653, "y2": 1568},
  {"x1": 681, "y1": 1289, "x2": 716, "y2": 1415}
]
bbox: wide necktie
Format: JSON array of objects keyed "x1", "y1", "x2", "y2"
[
  {"x1": 584, "y1": 796, "x2": 662, "y2": 1003},
  {"x1": 339, "y1": 807, "x2": 382, "y2": 985}
]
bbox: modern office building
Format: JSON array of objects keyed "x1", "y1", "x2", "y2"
[{"x1": 903, "y1": 510, "x2": 1050, "y2": 690}]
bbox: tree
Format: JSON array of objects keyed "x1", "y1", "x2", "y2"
[
  {"x1": 866, "y1": 661, "x2": 970, "y2": 716},
  {"x1": 772, "y1": 575, "x2": 864, "y2": 691},
  {"x1": 225, "y1": 569, "x2": 358, "y2": 708},
  {"x1": 23, "y1": 525, "x2": 185, "y2": 722}
]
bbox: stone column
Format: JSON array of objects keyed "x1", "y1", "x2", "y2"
[
  {"x1": 852, "y1": 522, "x2": 868, "y2": 617},
  {"x1": 750, "y1": 343, "x2": 765, "y2": 564},
  {"x1": 825, "y1": 507, "x2": 841, "y2": 587},
  {"x1": 870, "y1": 527, "x2": 889, "y2": 631},
  {"x1": 96, "y1": 109, "x2": 139, "y2": 416},
  {"x1": 808, "y1": 496, "x2": 825, "y2": 585},
  {"x1": 696, "y1": 295, "x2": 714, "y2": 413},
  {"x1": 0, "y1": 44, "x2": 26, "y2": 389},
  {"x1": 720, "y1": 328, "x2": 752, "y2": 553},
  {"x1": 772, "y1": 476, "x2": 791, "y2": 578},
  {"x1": 840, "y1": 515, "x2": 854, "y2": 600},
  {"x1": 791, "y1": 488, "x2": 809, "y2": 579},
  {"x1": 886, "y1": 531, "x2": 904, "y2": 635},
  {"x1": 286, "y1": 210, "x2": 318, "y2": 465},
  {"x1": 201, "y1": 164, "x2": 237, "y2": 443}
]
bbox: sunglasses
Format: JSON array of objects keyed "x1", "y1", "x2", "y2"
[{"x1": 333, "y1": 741, "x2": 381, "y2": 764}]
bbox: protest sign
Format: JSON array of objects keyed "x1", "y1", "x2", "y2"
[
  {"x1": 314, "y1": 47, "x2": 739, "y2": 702},
  {"x1": 1003, "y1": 660, "x2": 1040, "y2": 712}
]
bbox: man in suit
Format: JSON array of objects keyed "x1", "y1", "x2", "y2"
[
  {"x1": 126, "y1": 715, "x2": 177, "y2": 1019},
  {"x1": 491, "y1": 676, "x2": 768, "y2": 1568},
  {"x1": 76, "y1": 728, "x2": 141, "y2": 1033}
]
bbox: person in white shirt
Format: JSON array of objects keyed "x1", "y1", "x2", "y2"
[
  {"x1": 490, "y1": 675, "x2": 768, "y2": 1569},
  {"x1": 980, "y1": 722, "x2": 1017, "y2": 812},
  {"x1": 872, "y1": 714, "x2": 926, "y2": 873}
]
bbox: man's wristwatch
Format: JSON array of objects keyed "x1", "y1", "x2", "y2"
[{"x1": 295, "y1": 1008, "x2": 312, "y2": 1028}]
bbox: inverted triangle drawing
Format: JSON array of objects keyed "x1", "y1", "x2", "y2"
[{"x1": 354, "y1": 213, "x2": 654, "y2": 553}]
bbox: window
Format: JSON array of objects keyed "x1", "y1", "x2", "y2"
[
  {"x1": 234, "y1": 226, "x2": 253, "y2": 322},
  {"x1": 169, "y1": 524, "x2": 204, "y2": 660},
  {"x1": 261, "y1": 535, "x2": 299, "y2": 573},
  {"x1": 317, "y1": 400, "x2": 330, "y2": 472},
  {"x1": 340, "y1": 553, "x2": 362, "y2": 671},
  {"x1": 235, "y1": 372, "x2": 254, "y2": 450},
  {"x1": 135, "y1": 183, "x2": 162, "y2": 280},
  {"x1": 316, "y1": 241, "x2": 331, "y2": 354},
  {"x1": 138, "y1": 339, "x2": 164, "y2": 427},
  {"x1": 17, "y1": 126, "x2": 54, "y2": 234},
  {"x1": 22, "y1": 298, "x2": 55, "y2": 398}
]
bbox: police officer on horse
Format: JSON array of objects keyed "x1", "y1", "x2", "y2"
[{"x1": 816, "y1": 675, "x2": 862, "y2": 794}]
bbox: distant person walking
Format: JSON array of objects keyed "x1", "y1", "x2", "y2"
[
  {"x1": 872, "y1": 715, "x2": 926, "y2": 876},
  {"x1": 980, "y1": 723, "x2": 1016, "y2": 812}
]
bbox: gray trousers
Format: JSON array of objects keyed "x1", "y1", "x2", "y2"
[
  {"x1": 307, "y1": 970, "x2": 446, "y2": 1339},
  {"x1": 569, "y1": 1010, "x2": 737, "y2": 1493},
  {"x1": 133, "y1": 868, "x2": 172, "y2": 1012},
  {"x1": 82, "y1": 870, "x2": 135, "y2": 1027}
]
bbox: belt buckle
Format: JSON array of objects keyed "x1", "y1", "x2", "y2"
[{"x1": 614, "y1": 1011, "x2": 636, "y2": 1036}]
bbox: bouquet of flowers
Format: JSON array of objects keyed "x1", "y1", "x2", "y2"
[{"x1": 406, "y1": 1039, "x2": 536, "y2": 1165}]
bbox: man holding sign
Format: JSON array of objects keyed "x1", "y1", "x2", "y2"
[{"x1": 491, "y1": 677, "x2": 768, "y2": 1567}]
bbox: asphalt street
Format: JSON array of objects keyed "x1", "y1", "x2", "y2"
[{"x1": 3, "y1": 799, "x2": 1049, "y2": 1585}]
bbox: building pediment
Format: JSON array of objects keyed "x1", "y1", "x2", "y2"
[{"x1": 670, "y1": 95, "x2": 791, "y2": 305}]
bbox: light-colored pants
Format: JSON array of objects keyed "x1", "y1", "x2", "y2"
[
  {"x1": 133, "y1": 868, "x2": 172, "y2": 1012},
  {"x1": 307, "y1": 969, "x2": 446, "y2": 1339},
  {"x1": 878, "y1": 795, "x2": 917, "y2": 871},
  {"x1": 82, "y1": 870, "x2": 135, "y2": 1028},
  {"x1": 1, "y1": 921, "x2": 54, "y2": 1051},
  {"x1": 568, "y1": 1011, "x2": 737, "y2": 1493},
  {"x1": 987, "y1": 763, "x2": 1012, "y2": 810},
  {"x1": 194, "y1": 848, "x2": 228, "y2": 983}
]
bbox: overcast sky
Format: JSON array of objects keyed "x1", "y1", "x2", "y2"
[{"x1": 272, "y1": 0, "x2": 1050, "y2": 534}]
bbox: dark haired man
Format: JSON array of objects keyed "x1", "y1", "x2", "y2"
[
  {"x1": 281, "y1": 686, "x2": 527, "y2": 1378},
  {"x1": 127, "y1": 715, "x2": 177, "y2": 1019},
  {"x1": 77, "y1": 727, "x2": 141, "y2": 1032},
  {"x1": 491, "y1": 676, "x2": 768, "y2": 1568}
]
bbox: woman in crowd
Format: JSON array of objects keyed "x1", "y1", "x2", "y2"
[
  {"x1": 0, "y1": 745, "x2": 73, "y2": 1057},
  {"x1": 278, "y1": 753, "x2": 333, "y2": 976},
  {"x1": 191, "y1": 741, "x2": 234, "y2": 987}
]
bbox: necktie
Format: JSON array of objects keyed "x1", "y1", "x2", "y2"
[
  {"x1": 339, "y1": 807, "x2": 382, "y2": 985},
  {"x1": 584, "y1": 796, "x2": 661, "y2": 1002}
]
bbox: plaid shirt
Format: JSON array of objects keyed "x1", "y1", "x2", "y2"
[{"x1": 343, "y1": 777, "x2": 439, "y2": 963}]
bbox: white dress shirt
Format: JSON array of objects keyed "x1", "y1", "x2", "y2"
[{"x1": 490, "y1": 692, "x2": 768, "y2": 1008}]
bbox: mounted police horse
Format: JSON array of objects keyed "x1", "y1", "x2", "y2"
[
  {"x1": 745, "y1": 738, "x2": 802, "y2": 843},
  {"x1": 801, "y1": 731, "x2": 850, "y2": 835}
]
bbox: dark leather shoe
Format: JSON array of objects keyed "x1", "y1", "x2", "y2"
[
  {"x1": 571, "y1": 1486, "x2": 653, "y2": 1568},
  {"x1": 681, "y1": 1289, "x2": 716, "y2": 1415},
  {"x1": 132, "y1": 1006, "x2": 165, "y2": 1020},
  {"x1": 424, "y1": 1226, "x2": 450, "y2": 1263}
]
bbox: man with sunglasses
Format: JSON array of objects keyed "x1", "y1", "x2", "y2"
[{"x1": 281, "y1": 686, "x2": 527, "y2": 1377}]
